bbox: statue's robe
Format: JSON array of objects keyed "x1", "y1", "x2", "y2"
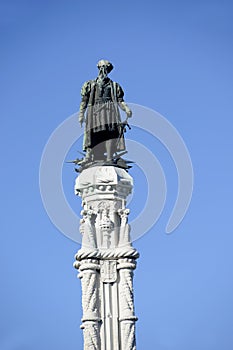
[{"x1": 80, "y1": 78, "x2": 126, "y2": 153}]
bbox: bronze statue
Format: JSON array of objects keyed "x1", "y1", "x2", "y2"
[{"x1": 78, "y1": 60, "x2": 132, "y2": 164}]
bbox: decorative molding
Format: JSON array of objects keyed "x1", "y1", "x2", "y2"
[{"x1": 74, "y1": 248, "x2": 139, "y2": 263}]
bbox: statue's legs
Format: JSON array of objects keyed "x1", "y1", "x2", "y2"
[
  {"x1": 105, "y1": 139, "x2": 114, "y2": 161},
  {"x1": 92, "y1": 139, "x2": 115, "y2": 162},
  {"x1": 93, "y1": 143, "x2": 105, "y2": 161},
  {"x1": 86, "y1": 130, "x2": 120, "y2": 162}
]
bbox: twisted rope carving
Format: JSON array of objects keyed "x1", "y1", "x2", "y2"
[
  {"x1": 119, "y1": 269, "x2": 134, "y2": 315},
  {"x1": 80, "y1": 269, "x2": 101, "y2": 350},
  {"x1": 81, "y1": 271, "x2": 98, "y2": 316},
  {"x1": 121, "y1": 322, "x2": 136, "y2": 350},
  {"x1": 75, "y1": 247, "x2": 139, "y2": 263},
  {"x1": 83, "y1": 322, "x2": 100, "y2": 350}
]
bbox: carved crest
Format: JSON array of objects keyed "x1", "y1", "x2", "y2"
[{"x1": 100, "y1": 260, "x2": 117, "y2": 283}]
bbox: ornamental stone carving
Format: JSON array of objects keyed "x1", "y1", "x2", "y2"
[{"x1": 74, "y1": 166, "x2": 138, "y2": 350}]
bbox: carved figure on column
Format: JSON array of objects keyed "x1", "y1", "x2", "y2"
[
  {"x1": 80, "y1": 209, "x2": 97, "y2": 250},
  {"x1": 118, "y1": 208, "x2": 131, "y2": 248}
]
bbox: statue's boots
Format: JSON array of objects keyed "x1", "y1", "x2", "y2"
[{"x1": 83, "y1": 148, "x2": 93, "y2": 163}]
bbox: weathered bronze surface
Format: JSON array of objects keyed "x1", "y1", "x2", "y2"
[{"x1": 78, "y1": 60, "x2": 132, "y2": 168}]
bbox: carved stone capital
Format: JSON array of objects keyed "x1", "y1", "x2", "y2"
[
  {"x1": 118, "y1": 208, "x2": 130, "y2": 219},
  {"x1": 75, "y1": 166, "x2": 133, "y2": 201}
]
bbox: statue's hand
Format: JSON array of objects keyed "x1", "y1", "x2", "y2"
[
  {"x1": 122, "y1": 119, "x2": 131, "y2": 130},
  {"x1": 126, "y1": 109, "x2": 132, "y2": 118}
]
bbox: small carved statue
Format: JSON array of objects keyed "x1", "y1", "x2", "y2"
[{"x1": 78, "y1": 60, "x2": 132, "y2": 163}]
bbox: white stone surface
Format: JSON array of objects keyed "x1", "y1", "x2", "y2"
[{"x1": 74, "y1": 166, "x2": 138, "y2": 350}]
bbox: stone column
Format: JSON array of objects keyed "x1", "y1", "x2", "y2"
[
  {"x1": 74, "y1": 166, "x2": 139, "y2": 350},
  {"x1": 118, "y1": 258, "x2": 137, "y2": 350},
  {"x1": 78, "y1": 259, "x2": 101, "y2": 350}
]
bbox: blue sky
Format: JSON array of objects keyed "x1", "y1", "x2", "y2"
[{"x1": 1, "y1": 0, "x2": 233, "y2": 349}]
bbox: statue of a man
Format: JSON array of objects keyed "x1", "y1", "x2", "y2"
[{"x1": 78, "y1": 60, "x2": 132, "y2": 163}]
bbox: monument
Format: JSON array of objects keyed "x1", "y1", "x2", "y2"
[{"x1": 73, "y1": 60, "x2": 139, "y2": 350}]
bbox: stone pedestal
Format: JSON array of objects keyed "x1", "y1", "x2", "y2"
[{"x1": 73, "y1": 166, "x2": 139, "y2": 350}]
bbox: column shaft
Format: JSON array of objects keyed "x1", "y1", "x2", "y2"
[{"x1": 74, "y1": 166, "x2": 139, "y2": 350}]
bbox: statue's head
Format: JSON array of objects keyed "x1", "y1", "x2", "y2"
[{"x1": 97, "y1": 60, "x2": 114, "y2": 75}]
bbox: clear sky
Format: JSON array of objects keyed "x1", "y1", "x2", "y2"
[{"x1": 1, "y1": 0, "x2": 233, "y2": 349}]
